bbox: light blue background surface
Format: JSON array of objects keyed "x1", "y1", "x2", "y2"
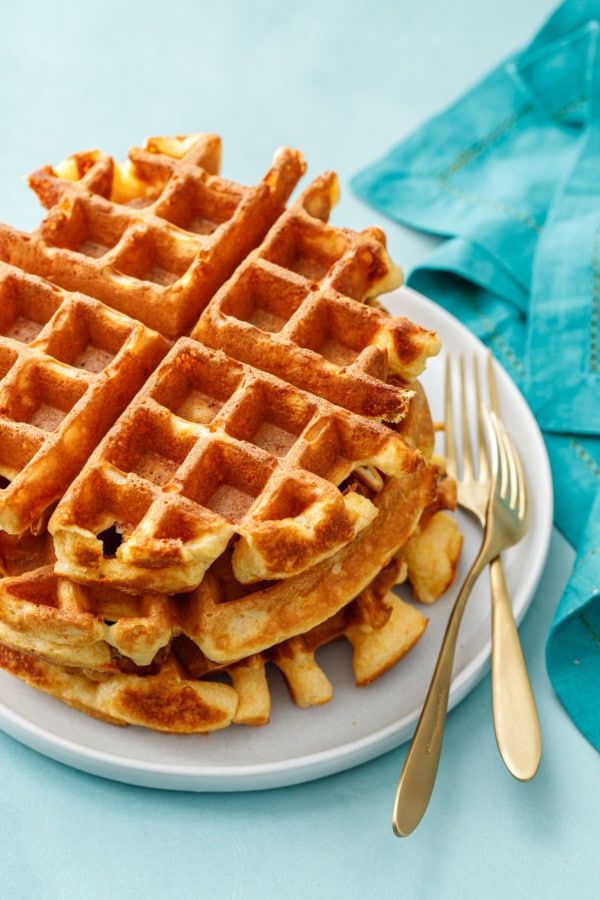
[{"x1": 0, "y1": 2, "x2": 597, "y2": 898}]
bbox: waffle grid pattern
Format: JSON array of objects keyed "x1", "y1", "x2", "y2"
[
  {"x1": 0, "y1": 473, "x2": 459, "y2": 674},
  {"x1": 195, "y1": 172, "x2": 440, "y2": 420},
  {"x1": 49, "y1": 338, "x2": 428, "y2": 593},
  {"x1": 0, "y1": 542, "x2": 432, "y2": 733},
  {"x1": 0, "y1": 135, "x2": 305, "y2": 337},
  {"x1": 0, "y1": 585, "x2": 426, "y2": 733},
  {"x1": 0, "y1": 132, "x2": 463, "y2": 735},
  {"x1": 0, "y1": 262, "x2": 168, "y2": 534}
]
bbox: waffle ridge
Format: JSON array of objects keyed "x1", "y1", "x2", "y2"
[
  {"x1": 0, "y1": 262, "x2": 168, "y2": 534},
  {"x1": 0, "y1": 135, "x2": 305, "y2": 338},
  {"x1": 48, "y1": 337, "x2": 433, "y2": 594},
  {"x1": 0, "y1": 131, "x2": 465, "y2": 735},
  {"x1": 0, "y1": 528, "x2": 443, "y2": 733},
  {"x1": 0, "y1": 459, "x2": 458, "y2": 670},
  {"x1": 0, "y1": 580, "x2": 428, "y2": 733},
  {"x1": 194, "y1": 172, "x2": 441, "y2": 421}
]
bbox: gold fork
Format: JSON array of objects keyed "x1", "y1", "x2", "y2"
[
  {"x1": 391, "y1": 357, "x2": 533, "y2": 837},
  {"x1": 449, "y1": 355, "x2": 541, "y2": 782}
]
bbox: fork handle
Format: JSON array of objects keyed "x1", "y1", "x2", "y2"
[
  {"x1": 490, "y1": 557, "x2": 541, "y2": 780},
  {"x1": 392, "y1": 549, "x2": 488, "y2": 837}
]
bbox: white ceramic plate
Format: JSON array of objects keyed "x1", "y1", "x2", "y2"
[{"x1": 0, "y1": 287, "x2": 553, "y2": 791}]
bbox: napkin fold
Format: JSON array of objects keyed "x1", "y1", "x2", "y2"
[{"x1": 352, "y1": 0, "x2": 600, "y2": 749}]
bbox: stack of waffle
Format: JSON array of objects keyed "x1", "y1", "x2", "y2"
[{"x1": 0, "y1": 134, "x2": 462, "y2": 733}]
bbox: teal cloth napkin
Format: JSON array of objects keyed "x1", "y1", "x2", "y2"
[{"x1": 352, "y1": 0, "x2": 600, "y2": 749}]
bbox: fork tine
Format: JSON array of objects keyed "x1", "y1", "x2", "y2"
[
  {"x1": 485, "y1": 409, "x2": 504, "y2": 498},
  {"x1": 444, "y1": 354, "x2": 457, "y2": 480},
  {"x1": 474, "y1": 357, "x2": 490, "y2": 482},
  {"x1": 498, "y1": 418, "x2": 518, "y2": 508},
  {"x1": 460, "y1": 355, "x2": 474, "y2": 480},
  {"x1": 491, "y1": 412, "x2": 509, "y2": 499},
  {"x1": 487, "y1": 353, "x2": 500, "y2": 414},
  {"x1": 506, "y1": 430, "x2": 528, "y2": 521}
]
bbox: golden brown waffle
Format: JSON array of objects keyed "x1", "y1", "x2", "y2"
[
  {"x1": 0, "y1": 135, "x2": 305, "y2": 338},
  {"x1": 0, "y1": 579, "x2": 428, "y2": 734},
  {"x1": 0, "y1": 262, "x2": 168, "y2": 534},
  {"x1": 47, "y1": 338, "x2": 432, "y2": 594},
  {"x1": 0, "y1": 414, "x2": 460, "y2": 733},
  {"x1": 194, "y1": 172, "x2": 440, "y2": 419},
  {"x1": 183, "y1": 468, "x2": 436, "y2": 662},
  {"x1": 174, "y1": 555, "x2": 429, "y2": 721},
  {"x1": 0, "y1": 468, "x2": 460, "y2": 673},
  {"x1": 0, "y1": 132, "x2": 463, "y2": 737},
  {"x1": 0, "y1": 468, "x2": 462, "y2": 735},
  {"x1": 399, "y1": 509, "x2": 463, "y2": 604},
  {"x1": 0, "y1": 644, "x2": 237, "y2": 732}
]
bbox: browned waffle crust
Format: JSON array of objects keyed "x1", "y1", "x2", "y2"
[
  {"x1": 0, "y1": 135, "x2": 305, "y2": 338},
  {"x1": 0, "y1": 132, "x2": 463, "y2": 734},
  {"x1": 48, "y1": 339, "x2": 433, "y2": 595},
  {"x1": 0, "y1": 464, "x2": 457, "y2": 674},
  {"x1": 0, "y1": 263, "x2": 168, "y2": 534},
  {"x1": 0, "y1": 585, "x2": 427, "y2": 733},
  {"x1": 0, "y1": 465, "x2": 461, "y2": 734},
  {"x1": 194, "y1": 172, "x2": 440, "y2": 417}
]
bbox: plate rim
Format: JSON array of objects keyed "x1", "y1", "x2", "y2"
[{"x1": 0, "y1": 286, "x2": 554, "y2": 790}]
